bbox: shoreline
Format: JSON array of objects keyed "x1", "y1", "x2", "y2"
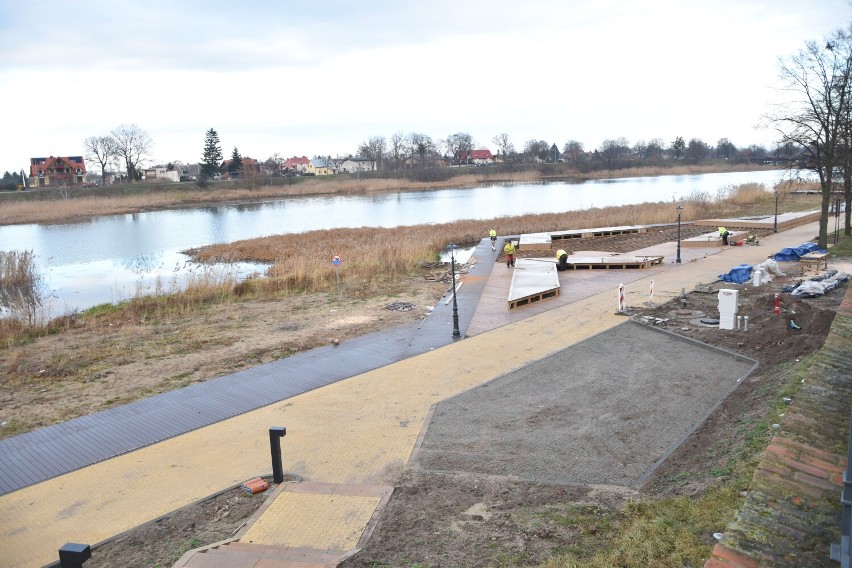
[{"x1": 0, "y1": 163, "x2": 781, "y2": 227}]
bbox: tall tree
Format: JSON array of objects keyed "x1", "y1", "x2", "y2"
[
  {"x1": 716, "y1": 138, "x2": 737, "y2": 159},
  {"x1": 768, "y1": 26, "x2": 852, "y2": 247},
  {"x1": 389, "y1": 131, "x2": 406, "y2": 171},
  {"x1": 523, "y1": 139, "x2": 550, "y2": 162},
  {"x1": 562, "y1": 140, "x2": 584, "y2": 161},
  {"x1": 201, "y1": 128, "x2": 223, "y2": 179},
  {"x1": 444, "y1": 132, "x2": 474, "y2": 160},
  {"x1": 407, "y1": 132, "x2": 437, "y2": 159},
  {"x1": 671, "y1": 136, "x2": 686, "y2": 159},
  {"x1": 685, "y1": 138, "x2": 710, "y2": 163},
  {"x1": 83, "y1": 136, "x2": 117, "y2": 184},
  {"x1": 492, "y1": 133, "x2": 514, "y2": 158},
  {"x1": 357, "y1": 136, "x2": 386, "y2": 170},
  {"x1": 110, "y1": 124, "x2": 152, "y2": 181},
  {"x1": 229, "y1": 147, "x2": 243, "y2": 176}
]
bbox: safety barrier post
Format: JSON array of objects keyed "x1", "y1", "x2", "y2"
[
  {"x1": 269, "y1": 426, "x2": 287, "y2": 484},
  {"x1": 617, "y1": 284, "x2": 625, "y2": 313},
  {"x1": 648, "y1": 279, "x2": 654, "y2": 306}
]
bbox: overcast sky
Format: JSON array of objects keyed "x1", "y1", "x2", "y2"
[{"x1": 1, "y1": 0, "x2": 849, "y2": 174}]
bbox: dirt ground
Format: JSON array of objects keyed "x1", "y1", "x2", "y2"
[
  {"x1": 57, "y1": 257, "x2": 848, "y2": 568},
  {"x1": 0, "y1": 277, "x2": 447, "y2": 438}
]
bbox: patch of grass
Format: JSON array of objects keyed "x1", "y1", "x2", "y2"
[{"x1": 828, "y1": 233, "x2": 852, "y2": 257}]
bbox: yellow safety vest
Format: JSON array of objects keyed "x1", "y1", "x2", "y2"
[
  {"x1": 718, "y1": 227, "x2": 727, "y2": 235},
  {"x1": 503, "y1": 243, "x2": 516, "y2": 255},
  {"x1": 489, "y1": 229, "x2": 497, "y2": 238},
  {"x1": 556, "y1": 249, "x2": 567, "y2": 260}
]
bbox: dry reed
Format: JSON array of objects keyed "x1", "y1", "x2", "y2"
[{"x1": 188, "y1": 181, "x2": 818, "y2": 300}]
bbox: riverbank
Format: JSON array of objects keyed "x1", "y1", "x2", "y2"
[
  {"x1": 0, "y1": 163, "x2": 779, "y2": 226},
  {"x1": 0, "y1": 184, "x2": 823, "y2": 440}
]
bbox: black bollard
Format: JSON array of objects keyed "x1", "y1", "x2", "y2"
[
  {"x1": 58, "y1": 543, "x2": 91, "y2": 568},
  {"x1": 269, "y1": 426, "x2": 287, "y2": 484}
]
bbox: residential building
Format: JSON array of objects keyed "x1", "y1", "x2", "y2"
[
  {"x1": 29, "y1": 156, "x2": 87, "y2": 188},
  {"x1": 307, "y1": 157, "x2": 336, "y2": 176},
  {"x1": 338, "y1": 158, "x2": 376, "y2": 173},
  {"x1": 143, "y1": 167, "x2": 180, "y2": 183},
  {"x1": 455, "y1": 149, "x2": 494, "y2": 165},
  {"x1": 284, "y1": 156, "x2": 310, "y2": 174}
]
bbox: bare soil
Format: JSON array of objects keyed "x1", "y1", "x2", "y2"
[
  {"x1": 0, "y1": 278, "x2": 446, "y2": 438},
  {"x1": 73, "y1": 260, "x2": 848, "y2": 568}
]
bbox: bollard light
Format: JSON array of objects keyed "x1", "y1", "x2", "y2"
[
  {"x1": 774, "y1": 190, "x2": 779, "y2": 233},
  {"x1": 269, "y1": 426, "x2": 287, "y2": 484},
  {"x1": 675, "y1": 205, "x2": 683, "y2": 264},
  {"x1": 448, "y1": 243, "x2": 461, "y2": 338}
]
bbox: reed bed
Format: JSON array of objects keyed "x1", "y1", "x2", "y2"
[{"x1": 189, "y1": 181, "x2": 818, "y2": 300}]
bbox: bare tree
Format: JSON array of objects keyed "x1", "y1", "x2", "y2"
[
  {"x1": 562, "y1": 140, "x2": 584, "y2": 161},
  {"x1": 357, "y1": 136, "x2": 387, "y2": 171},
  {"x1": 767, "y1": 26, "x2": 852, "y2": 247},
  {"x1": 685, "y1": 138, "x2": 710, "y2": 163},
  {"x1": 491, "y1": 133, "x2": 514, "y2": 158},
  {"x1": 523, "y1": 139, "x2": 550, "y2": 162},
  {"x1": 444, "y1": 132, "x2": 474, "y2": 161},
  {"x1": 83, "y1": 136, "x2": 117, "y2": 185},
  {"x1": 389, "y1": 131, "x2": 406, "y2": 171},
  {"x1": 111, "y1": 124, "x2": 153, "y2": 182},
  {"x1": 597, "y1": 138, "x2": 630, "y2": 168},
  {"x1": 407, "y1": 132, "x2": 437, "y2": 159}
]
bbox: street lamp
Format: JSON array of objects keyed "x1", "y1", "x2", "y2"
[
  {"x1": 448, "y1": 243, "x2": 461, "y2": 338},
  {"x1": 675, "y1": 205, "x2": 683, "y2": 264},
  {"x1": 773, "y1": 190, "x2": 779, "y2": 233}
]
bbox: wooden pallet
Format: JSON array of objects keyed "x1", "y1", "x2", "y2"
[
  {"x1": 560, "y1": 255, "x2": 663, "y2": 269},
  {"x1": 508, "y1": 287, "x2": 560, "y2": 309}
]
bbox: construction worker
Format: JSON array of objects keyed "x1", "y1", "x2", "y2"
[
  {"x1": 555, "y1": 248, "x2": 568, "y2": 271},
  {"x1": 489, "y1": 228, "x2": 497, "y2": 251},
  {"x1": 747, "y1": 233, "x2": 759, "y2": 246},
  {"x1": 503, "y1": 240, "x2": 516, "y2": 268},
  {"x1": 718, "y1": 226, "x2": 730, "y2": 246}
]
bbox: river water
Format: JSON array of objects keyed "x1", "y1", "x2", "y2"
[{"x1": 1, "y1": 169, "x2": 785, "y2": 315}]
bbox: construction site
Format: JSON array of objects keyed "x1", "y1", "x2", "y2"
[{"x1": 1, "y1": 209, "x2": 850, "y2": 568}]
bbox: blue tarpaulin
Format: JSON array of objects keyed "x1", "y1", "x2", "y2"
[
  {"x1": 719, "y1": 264, "x2": 753, "y2": 284},
  {"x1": 773, "y1": 243, "x2": 827, "y2": 261}
]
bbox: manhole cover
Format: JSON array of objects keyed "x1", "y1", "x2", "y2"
[
  {"x1": 667, "y1": 309, "x2": 706, "y2": 319},
  {"x1": 700, "y1": 317, "x2": 720, "y2": 325}
]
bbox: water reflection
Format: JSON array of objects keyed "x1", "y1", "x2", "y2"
[{"x1": 1, "y1": 170, "x2": 787, "y2": 315}]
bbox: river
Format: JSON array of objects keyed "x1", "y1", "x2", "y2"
[{"x1": 0, "y1": 169, "x2": 785, "y2": 315}]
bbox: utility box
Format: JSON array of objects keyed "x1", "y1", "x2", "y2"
[{"x1": 717, "y1": 289, "x2": 739, "y2": 330}]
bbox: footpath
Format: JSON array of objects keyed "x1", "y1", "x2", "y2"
[{"x1": 0, "y1": 221, "x2": 846, "y2": 568}]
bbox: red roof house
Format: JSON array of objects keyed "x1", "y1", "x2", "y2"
[
  {"x1": 456, "y1": 150, "x2": 494, "y2": 165},
  {"x1": 29, "y1": 156, "x2": 87, "y2": 188}
]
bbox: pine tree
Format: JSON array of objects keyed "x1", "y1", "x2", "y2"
[
  {"x1": 201, "y1": 128, "x2": 223, "y2": 179},
  {"x1": 229, "y1": 147, "x2": 243, "y2": 176}
]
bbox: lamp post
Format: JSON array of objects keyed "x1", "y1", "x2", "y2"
[
  {"x1": 675, "y1": 205, "x2": 683, "y2": 264},
  {"x1": 773, "y1": 190, "x2": 779, "y2": 233},
  {"x1": 448, "y1": 243, "x2": 461, "y2": 338}
]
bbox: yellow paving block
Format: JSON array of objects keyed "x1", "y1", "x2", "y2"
[{"x1": 241, "y1": 492, "x2": 380, "y2": 549}]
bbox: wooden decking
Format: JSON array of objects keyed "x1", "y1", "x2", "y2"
[
  {"x1": 507, "y1": 259, "x2": 560, "y2": 309},
  {"x1": 518, "y1": 225, "x2": 648, "y2": 251},
  {"x1": 683, "y1": 230, "x2": 748, "y2": 248},
  {"x1": 695, "y1": 210, "x2": 819, "y2": 232},
  {"x1": 559, "y1": 255, "x2": 664, "y2": 269}
]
